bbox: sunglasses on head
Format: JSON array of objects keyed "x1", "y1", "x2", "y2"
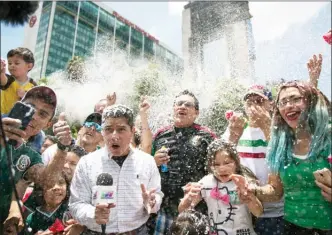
[
  {"x1": 83, "y1": 122, "x2": 102, "y2": 132},
  {"x1": 175, "y1": 100, "x2": 196, "y2": 108}
]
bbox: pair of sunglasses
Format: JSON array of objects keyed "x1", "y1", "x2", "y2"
[{"x1": 83, "y1": 122, "x2": 102, "y2": 132}]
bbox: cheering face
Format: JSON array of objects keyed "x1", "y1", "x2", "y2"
[
  {"x1": 173, "y1": 95, "x2": 199, "y2": 128},
  {"x1": 212, "y1": 150, "x2": 237, "y2": 183},
  {"x1": 63, "y1": 152, "x2": 80, "y2": 182},
  {"x1": 278, "y1": 87, "x2": 307, "y2": 130},
  {"x1": 79, "y1": 122, "x2": 102, "y2": 146},
  {"x1": 43, "y1": 178, "x2": 67, "y2": 208},
  {"x1": 102, "y1": 117, "x2": 134, "y2": 156}
]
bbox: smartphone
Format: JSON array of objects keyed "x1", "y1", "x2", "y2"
[{"x1": 7, "y1": 101, "x2": 35, "y2": 146}]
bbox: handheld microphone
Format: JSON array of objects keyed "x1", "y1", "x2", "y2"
[{"x1": 94, "y1": 173, "x2": 115, "y2": 235}]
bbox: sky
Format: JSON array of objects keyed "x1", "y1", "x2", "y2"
[
  {"x1": 1, "y1": 1, "x2": 329, "y2": 58},
  {"x1": 1, "y1": 1, "x2": 330, "y2": 96}
]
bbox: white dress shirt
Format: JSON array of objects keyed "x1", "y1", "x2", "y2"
[{"x1": 69, "y1": 147, "x2": 163, "y2": 233}]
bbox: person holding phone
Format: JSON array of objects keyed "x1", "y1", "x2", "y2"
[
  {"x1": 233, "y1": 81, "x2": 331, "y2": 235},
  {"x1": 0, "y1": 86, "x2": 72, "y2": 235}
]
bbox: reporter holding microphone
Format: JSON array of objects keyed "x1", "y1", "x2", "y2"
[{"x1": 69, "y1": 105, "x2": 163, "y2": 235}]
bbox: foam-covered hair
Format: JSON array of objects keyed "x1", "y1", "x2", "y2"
[{"x1": 267, "y1": 81, "x2": 331, "y2": 173}]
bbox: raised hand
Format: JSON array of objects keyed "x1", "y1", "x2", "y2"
[
  {"x1": 307, "y1": 54, "x2": 322, "y2": 88},
  {"x1": 106, "y1": 92, "x2": 116, "y2": 107},
  {"x1": 139, "y1": 96, "x2": 150, "y2": 116},
  {"x1": 141, "y1": 184, "x2": 157, "y2": 213},
  {"x1": 53, "y1": 113, "x2": 72, "y2": 147},
  {"x1": 228, "y1": 113, "x2": 246, "y2": 144},
  {"x1": 0, "y1": 117, "x2": 26, "y2": 147},
  {"x1": 1, "y1": 59, "x2": 6, "y2": 74}
]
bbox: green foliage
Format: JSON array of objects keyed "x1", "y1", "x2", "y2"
[
  {"x1": 67, "y1": 56, "x2": 84, "y2": 82},
  {"x1": 128, "y1": 63, "x2": 164, "y2": 114},
  {"x1": 200, "y1": 78, "x2": 246, "y2": 136},
  {"x1": 37, "y1": 77, "x2": 49, "y2": 86}
]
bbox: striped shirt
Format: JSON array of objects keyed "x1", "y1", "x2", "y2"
[
  {"x1": 223, "y1": 126, "x2": 284, "y2": 218},
  {"x1": 69, "y1": 147, "x2": 163, "y2": 233}
]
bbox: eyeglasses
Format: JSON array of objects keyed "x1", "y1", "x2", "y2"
[
  {"x1": 277, "y1": 96, "x2": 304, "y2": 108},
  {"x1": 83, "y1": 122, "x2": 102, "y2": 132},
  {"x1": 175, "y1": 100, "x2": 196, "y2": 108}
]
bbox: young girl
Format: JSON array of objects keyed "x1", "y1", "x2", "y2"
[
  {"x1": 178, "y1": 139, "x2": 263, "y2": 235},
  {"x1": 26, "y1": 171, "x2": 70, "y2": 234}
]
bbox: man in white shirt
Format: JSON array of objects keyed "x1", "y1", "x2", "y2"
[{"x1": 69, "y1": 104, "x2": 163, "y2": 234}]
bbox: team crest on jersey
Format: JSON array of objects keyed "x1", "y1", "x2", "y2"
[
  {"x1": 16, "y1": 155, "x2": 31, "y2": 172},
  {"x1": 191, "y1": 136, "x2": 201, "y2": 146}
]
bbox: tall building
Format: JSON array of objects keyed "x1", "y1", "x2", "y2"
[{"x1": 23, "y1": 1, "x2": 183, "y2": 79}]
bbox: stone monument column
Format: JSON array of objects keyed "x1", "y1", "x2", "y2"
[{"x1": 182, "y1": 1, "x2": 255, "y2": 82}]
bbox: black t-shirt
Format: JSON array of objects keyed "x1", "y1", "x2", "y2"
[{"x1": 112, "y1": 155, "x2": 128, "y2": 167}]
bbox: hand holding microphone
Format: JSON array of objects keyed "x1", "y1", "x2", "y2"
[{"x1": 94, "y1": 173, "x2": 116, "y2": 234}]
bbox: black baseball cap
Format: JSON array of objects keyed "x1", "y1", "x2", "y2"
[{"x1": 84, "y1": 112, "x2": 102, "y2": 125}]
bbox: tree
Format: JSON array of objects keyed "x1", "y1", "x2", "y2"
[
  {"x1": 66, "y1": 56, "x2": 84, "y2": 82},
  {"x1": 199, "y1": 78, "x2": 246, "y2": 136},
  {"x1": 37, "y1": 77, "x2": 49, "y2": 86},
  {"x1": 128, "y1": 63, "x2": 165, "y2": 114}
]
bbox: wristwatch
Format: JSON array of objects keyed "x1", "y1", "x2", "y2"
[{"x1": 56, "y1": 138, "x2": 75, "y2": 152}]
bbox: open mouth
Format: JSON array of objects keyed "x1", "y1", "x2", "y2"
[
  {"x1": 111, "y1": 143, "x2": 120, "y2": 150},
  {"x1": 53, "y1": 192, "x2": 63, "y2": 198},
  {"x1": 285, "y1": 111, "x2": 301, "y2": 121},
  {"x1": 178, "y1": 111, "x2": 187, "y2": 116}
]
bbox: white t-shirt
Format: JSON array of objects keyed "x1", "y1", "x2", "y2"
[
  {"x1": 223, "y1": 127, "x2": 284, "y2": 218},
  {"x1": 41, "y1": 144, "x2": 57, "y2": 165},
  {"x1": 199, "y1": 174, "x2": 256, "y2": 235}
]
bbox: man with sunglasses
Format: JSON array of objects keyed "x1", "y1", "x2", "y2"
[
  {"x1": 223, "y1": 85, "x2": 284, "y2": 235},
  {"x1": 151, "y1": 90, "x2": 217, "y2": 235},
  {"x1": 42, "y1": 112, "x2": 103, "y2": 165}
]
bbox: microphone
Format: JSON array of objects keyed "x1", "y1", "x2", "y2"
[{"x1": 94, "y1": 173, "x2": 116, "y2": 235}]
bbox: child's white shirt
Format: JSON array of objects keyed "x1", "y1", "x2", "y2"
[{"x1": 199, "y1": 174, "x2": 256, "y2": 235}]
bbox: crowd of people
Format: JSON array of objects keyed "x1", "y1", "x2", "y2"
[{"x1": 0, "y1": 28, "x2": 331, "y2": 235}]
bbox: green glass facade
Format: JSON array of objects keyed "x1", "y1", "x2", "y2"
[{"x1": 33, "y1": 1, "x2": 182, "y2": 79}]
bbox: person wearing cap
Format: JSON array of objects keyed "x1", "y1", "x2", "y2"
[
  {"x1": 1, "y1": 47, "x2": 37, "y2": 115},
  {"x1": 69, "y1": 104, "x2": 163, "y2": 234},
  {"x1": 0, "y1": 86, "x2": 73, "y2": 234},
  {"x1": 76, "y1": 112, "x2": 103, "y2": 152},
  {"x1": 222, "y1": 85, "x2": 284, "y2": 235},
  {"x1": 42, "y1": 112, "x2": 103, "y2": 167}
]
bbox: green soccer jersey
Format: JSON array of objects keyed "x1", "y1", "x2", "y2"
[
  {"x1": 26, "y1": 202, "x2": 68, "y2": 234},
  {"x1": 0, "y1": 144, "x2": 43, "y2": 223},
  {"x1": 280, "y1": 150, "x2": 332, "y2": 230}
]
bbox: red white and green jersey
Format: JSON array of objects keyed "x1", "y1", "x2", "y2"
[{"x1": 223, "y1": 126, "x2": 284, "y2": 218}]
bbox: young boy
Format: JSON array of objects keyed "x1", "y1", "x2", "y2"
[{"x1": 1, "y1": 47, "x2": 37, "y2": 114}]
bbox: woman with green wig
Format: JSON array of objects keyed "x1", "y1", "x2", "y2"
[{"x1": 233, "y1": 80, "x2": 331, "y2": 235}]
